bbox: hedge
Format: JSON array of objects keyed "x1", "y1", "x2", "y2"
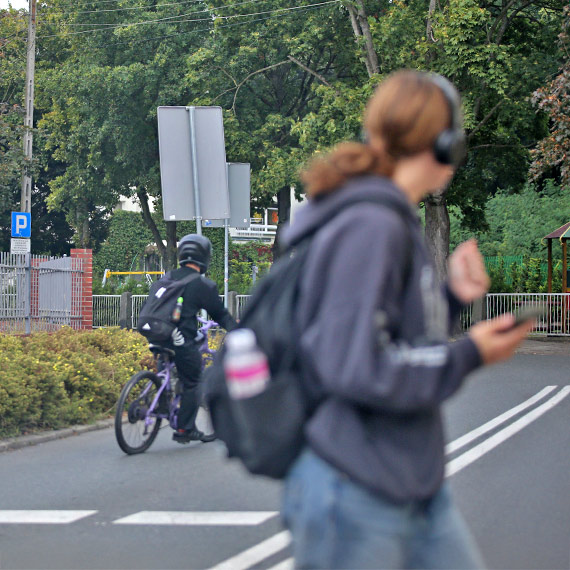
[
  {"x1": 0, "y1": 327, "x2": 154, "y2": 438},
  {"x1": 0, "y1": 327, "x2": 226, "y2": 439}
]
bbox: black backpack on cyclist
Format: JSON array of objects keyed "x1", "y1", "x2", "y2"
[
  {"x1": 137, "y1": 272, "x2": 200, "y2": 343},
  {"x1": 203, "y1": 193, "x2": 412, "y2": 479}
]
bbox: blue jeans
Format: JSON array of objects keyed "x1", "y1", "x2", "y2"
[{"x1": 282, "y1": 448, "x2": 485, "y2": 570}]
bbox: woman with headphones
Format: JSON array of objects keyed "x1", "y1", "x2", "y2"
[{"x1": 280, "y1": 70, "x2": 533, "y2": 569}]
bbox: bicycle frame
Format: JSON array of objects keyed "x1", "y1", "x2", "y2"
[
  {"x1": 139, "y1": 318, "x2": 219, "y2": 433},
  {"x1": 196, "y1": 316, "x2": 219, "y2": 365}
]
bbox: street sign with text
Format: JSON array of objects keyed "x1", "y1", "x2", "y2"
[{"x1": 11, "y1": 238, "x2": 31, "y2": 254}]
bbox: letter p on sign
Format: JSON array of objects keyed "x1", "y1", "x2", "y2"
[{"x1": 11, "y1": 212, "x2": 31, "y2": 238}]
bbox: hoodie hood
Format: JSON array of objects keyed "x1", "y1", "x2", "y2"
[{"x1": 282, "y1": 175, "x2": 419, "y2": 248}]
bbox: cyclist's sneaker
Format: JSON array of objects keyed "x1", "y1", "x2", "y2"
[{"x1": 172, "y1": 428, "x2": 216, "y2": 443}]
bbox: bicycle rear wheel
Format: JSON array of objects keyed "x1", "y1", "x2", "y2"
[{"x1": 115, "y1": 371, "x2": 163, "y2": 454}]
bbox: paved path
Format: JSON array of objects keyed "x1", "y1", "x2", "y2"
[
  {"x1": 516, "y1": 335, "x2": 570, "y2": 355},
  {"x1": 0, "y1": 354, "x2": 568, "y2": 569}
]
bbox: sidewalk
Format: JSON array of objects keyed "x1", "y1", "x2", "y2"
[
  {"x1": 516, "y1": 335, "x2": 570, "y2": 355},
  {"x1": 0, "y1": 418, "x2": 114, "y2": 454}
]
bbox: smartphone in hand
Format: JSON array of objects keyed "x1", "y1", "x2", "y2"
[{"x1": 509, "y1": 306, "x2": 546, "y2": 328}]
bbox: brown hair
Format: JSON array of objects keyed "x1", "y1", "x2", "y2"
[{"x1": 301, "y1": 70, "x2": 451, "y2": 198}]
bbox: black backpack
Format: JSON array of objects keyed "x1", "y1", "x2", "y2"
[
  {"x1": 203, "y1": 194, "x2": 412, "y2": 479},
  {"x1": 137, "y1": 271, "x2": 200, "y2": 343}
]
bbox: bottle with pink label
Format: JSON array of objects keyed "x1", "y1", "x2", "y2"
[{"x1": 223, "y1": 329, "x2": 270, "y2": 399}]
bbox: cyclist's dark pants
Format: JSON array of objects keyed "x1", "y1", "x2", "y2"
[{"x1": 174, "y1": 343, "x2": 203, "y2": 431}]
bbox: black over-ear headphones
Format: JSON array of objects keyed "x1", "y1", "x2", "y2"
[{"x1": 427, "y1": 73, "x2": 466, "y2": 166}]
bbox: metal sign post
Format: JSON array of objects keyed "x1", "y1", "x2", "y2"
[
  {"x1": 188, "y1": 107, "x2": 203, "y2": 235},
  {"x1": 224, "y1": 219, "x2": 229, "y2": 306}
]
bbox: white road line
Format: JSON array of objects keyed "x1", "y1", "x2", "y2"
[
  {"x1": 113, "y1": 511, "x2": 278, "y2": 526},
  {"x1": 209, "y1": 530, "x2": 291, "y2": 570},
  {"x1": 210, "y1": 385, "x2": 570, "y2": 570},
  {"x1": 445, "y1": 385, "x2": 558, "y2": 454},
  {"x1": 446, "y1": 385, "x2": 570, "y2": 477},
  {"x1": 0, "y1": 510, "x2": 97, "y2": 524},
  {"x1": 267, "y1": 557, "x2": 294, "y2": 570}
]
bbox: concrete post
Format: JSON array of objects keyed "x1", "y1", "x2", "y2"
[
  {"x1": 227, "y1": 291, "x2": 238, "y2": 320},
  {"x1": 119, "y1": 292, "x2": 133, "y2": 329}
]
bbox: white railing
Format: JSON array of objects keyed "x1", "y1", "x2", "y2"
[
  {"x1": 485, "y1": 293, "x2": 570, "y2": 336},
  {"x1": 459, "y1": 303, "x2": 474, "y2": 331},
  {"x1": 93, "y1": 294, "x2": 251, "y2": 328},
  {"x1": 94, "y1": 293, "x2": 570, "y2": 336},
  {"x1": 236, "y1": 295, "x2": 250, "y2": 319},
  {"x1": 93, "y1": 295, "x2": 121, "y2": 328}
]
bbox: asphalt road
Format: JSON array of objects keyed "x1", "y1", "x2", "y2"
[{"x1": 0, "y1": 353, "x2": 568, "y2": 570}]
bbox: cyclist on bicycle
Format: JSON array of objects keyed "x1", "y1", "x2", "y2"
[{"x1": 167, "y1": 234, "x2": 237, "y2": 443}]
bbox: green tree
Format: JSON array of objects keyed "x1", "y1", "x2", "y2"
[
  {"x1": 529, "y1": 5, "x2": 570, "y2": 188},
  {"x1": 35, "y1": 0, "x2": 212, "y2": 265},
  {"x1": 0, "y1": 7, "x2": 75, "y2": 254},
  {"x1": 184, "y1": 0, "x2": 364, "y2": 239},
  {"x1": 16, "y1": 0, "x2": 567, "y2": 273},
  {"x1": 450, "y1": 181, "x2": 570, "y2": 263},
  {"x1": 0, "y1": 9, "x2": 27, "y2": 207}
]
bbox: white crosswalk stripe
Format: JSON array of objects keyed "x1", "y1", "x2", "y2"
[
  {"x1": 209, "y1": 530, "x2": 291, "y2": 570},
  {"x1": 113, "y1": 511, "x2": 278, "y2": 526},
  {"x1": 0, "y1": 510, "x2": 96, "y2": 524}
]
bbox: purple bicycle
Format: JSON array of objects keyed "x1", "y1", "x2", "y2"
[{"x1": 114, "y1": 317, "x2": 219, "y2": 455}]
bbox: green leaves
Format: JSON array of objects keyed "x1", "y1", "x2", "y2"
[{"x1": 529, "y1": 6, "x2": 570, "y2": 188}]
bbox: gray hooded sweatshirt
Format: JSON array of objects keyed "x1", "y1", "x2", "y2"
[{"x1": 282, "y1": 175, "x2": 482, "y2": 503}]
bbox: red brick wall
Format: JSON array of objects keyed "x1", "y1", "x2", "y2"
[{"x1": 71, "y1": 249, "x2": 93, "y2": 330}]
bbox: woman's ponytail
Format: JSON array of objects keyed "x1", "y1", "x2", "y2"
[{"x1": 301, "y1": 142, "x2": 382, "y2": 198}]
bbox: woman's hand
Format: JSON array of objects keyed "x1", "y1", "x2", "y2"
[
  {"x1": 448, "y1": 239, "x2": 490, "y2": 304},
  {"x1": 469, "y1": 314, "x2": 534, "y2": 365}
]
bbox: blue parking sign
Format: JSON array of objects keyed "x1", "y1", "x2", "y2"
[{"x1": 11, "y1": 212, "x2": 31, "y2": 238}]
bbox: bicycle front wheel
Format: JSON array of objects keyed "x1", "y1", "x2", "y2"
[{"x1": 115, "y1": 371, "x2": 163, "y2": 454}]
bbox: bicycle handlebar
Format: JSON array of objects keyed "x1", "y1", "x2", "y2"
[{"x1": 197, "y1": 316, "x2": 219, "y2": 332}]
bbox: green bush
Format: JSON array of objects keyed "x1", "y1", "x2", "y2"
[
  {"x1": 227, "y1": 241, "x2": 273, "y2": 294},
  {"x1": 0, "y1": 328, "x2": 154, "y2": 438},
  {"x1": 487, "y1": 256, "x2": 563, "y2": 293}
]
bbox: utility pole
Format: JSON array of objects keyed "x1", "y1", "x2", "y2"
[{"x1": 20, "y1": 0, "x2": 36, "y2": 214}]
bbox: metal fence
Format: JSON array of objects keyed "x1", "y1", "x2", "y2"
[
  {"x1": 93, "y1": 293, "x2": 570, "y2": 336},
  {"x1": 93, "y1": 295, "x2": 121, "y2": 328},
  {"x1": 0, "y1": 252, "x2": 85, "y2": 333},
  {"x1": 92, "y1": 294, "x2": 252, "y2": 329},
  {"x1": 459, "y1": 303, "x2": 473, "y2": 331},
  {"x1": 486, "y1": 293, "x2": 570, "y2": 336}
]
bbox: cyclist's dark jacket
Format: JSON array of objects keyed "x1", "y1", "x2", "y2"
[
  {"x1": 169, "y1": 266, "x2": 237, "y2": 342},
  {"x1": 282, "y1": 175, "x2": 482, "y2": 504}
]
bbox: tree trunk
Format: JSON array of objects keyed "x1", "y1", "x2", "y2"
[
  {"x1": 426, "y1": 0, "x2": 437, "y2": 43},
  {"x1": 165, "y1": 221, "x2": 177, "y2": 270},
  {"x1": 424, "y1": 194, "x2": 450, "y2": 284},
  {"x1": 135, "y1": 187, "x2": 178, "y2": 270},
  {"x1": 75, "y1": 202, "x2": 90, "y2": 248},
  {"x1": 346, "y1": 1, "x2": 379, "y2": 77},
  {"x1": 272, "y1": 186, "x2": 292, "y2": 260}
]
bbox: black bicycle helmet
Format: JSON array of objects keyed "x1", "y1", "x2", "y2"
[{"x1": 177, "y1": 234, "x2": 212, "y2": 273}]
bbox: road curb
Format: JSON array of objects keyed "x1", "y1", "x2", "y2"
[{"x1": 0, "y1": 418, "x2": 114, "y2": 453}]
